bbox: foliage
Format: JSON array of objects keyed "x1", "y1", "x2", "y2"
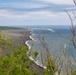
[
  {"x1": 33, "y1": 51, "x2": 39, "y2": 60},
  {"x1": 72, "y1": 70, "x2": 76, "y2": 75},
  {"x1": 0, "y1": 35, "x2": 38, "y2": 75},
  {"x1": 46, "y1": 56, "x2": 56, "y2": 75},
  {"x1": 1, "y1": 29, "x2": 76, "y2": 75}
]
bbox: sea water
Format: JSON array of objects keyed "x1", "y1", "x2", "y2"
[{"x1": 25, "y1": 25, "x2": 76, "y2": 70}]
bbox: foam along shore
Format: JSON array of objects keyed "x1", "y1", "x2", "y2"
[
  {"x1": 30, "y1": 35, "x2": 36, "y2": 41},
  {"x1": 25, "y1": 35, "x2": 47, "y2": 69},
  {"x1": 25, "y1": 41, "x2": 31, "y2": 50},
  {"x1": 29, "y1": 56, "x2": 46, "y2": 69},
  {"x1": 32, "y1": 28, "x2": 55, "y2": 33}
]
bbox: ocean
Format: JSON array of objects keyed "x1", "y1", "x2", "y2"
[{"x1": 25, "y1": 25, "x2": 76, "y2": 72}]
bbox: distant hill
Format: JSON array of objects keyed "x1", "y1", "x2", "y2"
[{"x1": 0, "y1": 26, "x2": 21, "y2": 30}]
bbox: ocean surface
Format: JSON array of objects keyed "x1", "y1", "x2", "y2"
[{"x1": 24, "y1": 25, "x2": 76, "y2": 69}]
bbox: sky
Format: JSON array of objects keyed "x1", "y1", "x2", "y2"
[{"x1": 0, "y1": 0, "x2": 76, "y2": 26}]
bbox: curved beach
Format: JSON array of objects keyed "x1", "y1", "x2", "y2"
[{"x1": 25, "y1": 30, "x2": 47, "y2": 69}]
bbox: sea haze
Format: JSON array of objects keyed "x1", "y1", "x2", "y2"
[{"x1": 20, "y1": 25, "x2": 70, "y2": 29}]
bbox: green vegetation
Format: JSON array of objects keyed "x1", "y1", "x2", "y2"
[
  {"x1": 0, "y1": 35, "x2": 37, "y2": 75},
  {"x1": 0, "y1": 26, "x2": 20, "y2": 30},
  {"x1": 0, "y1": 33, "x2": 58, "y2": 75},
  {"x1": 0, "y1": 31, "x2": 76, "y2": 75},
  {"x1": 34, "y1": 51, "x2": 39, "y2": 60}
]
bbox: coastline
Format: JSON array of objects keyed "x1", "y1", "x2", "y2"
[
  {"x1": 0, "y1": 28, "x2": 31, "y2": 53},
  {"x1": 25, "y1": 29, "x2": 46, "y2": 69},
  {"x1": 25, "y1": 40, "x2": 46, "y2": 69},
  {"x1": 1, "y1": 28, "x2": 45, "y2": 74}
]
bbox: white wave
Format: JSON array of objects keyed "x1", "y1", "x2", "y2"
[
  {"x1": 47, "y1": 29, "x2": 55, "y2": 32},
  {"x1": 30, "y1": 35, "x2": 36, "y2": 41},
  {"x1": 32, "y1": 28, "x2": 55, "y2": 33},
  {"x1": 64, "y1": 43, "x2": 67, "y2": 49},
  {"x1": 29, "y1": 56, "x2": 46, "y2": 69},
  {"x1": 25, "y1": 41, "x2": 31, "y2": 49},
  {"x1": 25, "y1": 29, "x2": 47, "y2": 69},
  {"x1": 25, "y1": 41, "x2": 47, "y2": 69}
]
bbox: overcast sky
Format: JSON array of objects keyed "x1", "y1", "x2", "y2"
[{"x1": 0, "y1": 0, "x2": 76, "y2": 26}]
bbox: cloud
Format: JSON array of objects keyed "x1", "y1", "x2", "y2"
[
  {"x1": 0, "y1": 9, "x2": 30, "y2": 19},
  {"x1": 0, "y1": 0, "x2": 76, "y2": 26},
  {"x1": 0, "y1": 2, "x2": 76, "y2": 14},
  {"x1": 0, "y1": 1, "x2": 46, "y2": 9},
  {"x1": 38, "y1": 0, "x2": 74, "y2": 5},
  {"x1": 0, "y1": 1, "x2": 75, "y2": 23},
  {"x1": 0, "y1": 8, "x2": 56, "y2": 20},
  {"x1": 0, "y1": 0, "x2": 75, "y2": 15},
  {"x1": 27, "y1": 11, "x2": 56, "y2": 20}
]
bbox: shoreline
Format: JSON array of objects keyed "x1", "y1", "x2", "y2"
[
  {"x1": 1, "y1": 28, "x2": 45, "y2": 73},
  {"x1": 25, "y1": 30, "x2": 47, "y2": 69},
  {"x1": 25, "y1": 41, "x2": 46, "y2": 69}
]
